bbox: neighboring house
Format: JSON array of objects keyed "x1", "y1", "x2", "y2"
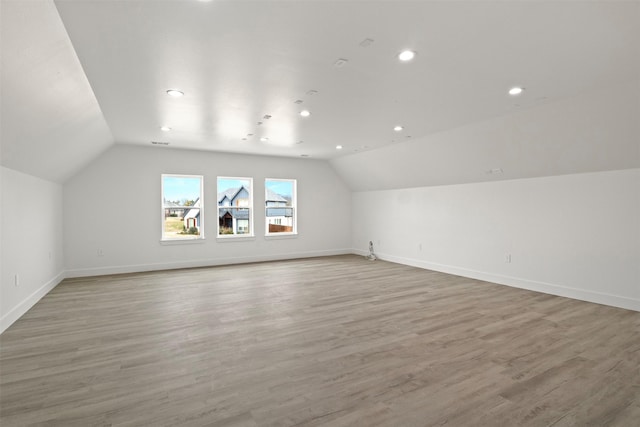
[
  {"x1": 218, "y1": 187, "x2": 250, "y2": 234},
  {"x1": 218, "y1": 207, "x2": 249, "y2": 234},
  {"x1": 265, "y1": 189, "x2": 287, "y2": 207},
  {"x1": 183, "y1": 198, "x2": 201, "y2": 230},
  {"x1": 217, "y1": 186, "x2": 292, "y2": 234},
  {"x1": 265, "y1": 188, "x2": 293, "y2": 231},
  {"x1": 163, "y1": 200, "x2": 185, "y2": 218}
]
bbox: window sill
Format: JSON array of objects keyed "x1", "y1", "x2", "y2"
[
  {"x1": 264, "y1": 233, "x2": 298, "y2": 240},
  {"x1": 216, "y1": 235, "x2": 256, "y2": 243},
  {"x1": 160, "y1": 238, "x2": 206, "y2": 245}
]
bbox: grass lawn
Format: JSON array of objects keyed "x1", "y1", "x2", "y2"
[{"x1": 164, "y1": 217, "x2": 184, "y2": 233}]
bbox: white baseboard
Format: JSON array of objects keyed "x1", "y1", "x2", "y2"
[
  {"x1": 1, "y1": 271, "x2": 66, "y2": 334},
  {"x1": 352, "y1": 250, "x2": 640, "y2": 312},
  {"x1": 65, "y1": 248, "x2": 353, "y2": 278},
  {"x1": 8, "y1": 250, "x2": 634, "y2": 336}
]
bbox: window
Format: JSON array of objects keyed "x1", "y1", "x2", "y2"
[
  {"x1": 265, "y1": 178, "x2": 296, "y2": 235},
  {"x1": 218, "y1": 177, "x2": 253, "y2": 237},
  {"x1": 162, "y1": 174, "x2": 203, "y2": 240}
]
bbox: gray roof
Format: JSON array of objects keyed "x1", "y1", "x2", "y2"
[
  {"x1": 218, "y1": 186, "x2": 288, "y2": 204},
  {"x1": 163, "y1": 199, "x2": 181, "y2": 208},
  {"x1": 219, "y1": 208, "x2": 249, "y2": 220},
  {"x1": 218, "y1": 186, "x2": 244, "y2": 204},
  {"x1": 183, "y1": 198, "x2": 201, "y2": 219},
  {"x1": 265, "y1": 188, "x2": 287, "y2": 203}
]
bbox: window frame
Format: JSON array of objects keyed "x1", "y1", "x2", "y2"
[
  {"x1": 161, "y1": 174, "x2": 204, "y2": 242},
  {"x1": 265, "y1": 178, "x2": 297, "y2": 237},
  {"x1": 217, "y1": 176, "x2": 254, "y2": 239}
]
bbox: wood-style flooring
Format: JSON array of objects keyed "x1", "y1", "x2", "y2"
[{"x1": 1, "y1": 255, "x2": 639, "y2": 426}]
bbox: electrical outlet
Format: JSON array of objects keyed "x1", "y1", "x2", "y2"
[
  {"x1": 14, "y1": 274, "x2": 19, "y2": 287},
  {"x1": 505, "y1": 254, "x2": 512, "y2": 263},
  {"x1": 97, "y1": 249, "x2": 104, "y2": 257},
  {"x1": 418, "y1": 243, "x2": 422, "y2": 251}
]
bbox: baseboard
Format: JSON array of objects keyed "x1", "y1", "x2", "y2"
[
  {"x1": 0, "y1": 271, "x2": 66, "y2": 334},
  {"x1": 352, "y1": 249, "x2": 640, "y2": 312},
  {"x1": 9, "y1": 250, "x2": 634, "y2": 335},
  {"x1": 65, "y1": 248, "x2": 353, "y2": 278}
]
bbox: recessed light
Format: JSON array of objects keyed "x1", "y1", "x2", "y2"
[
  {"x1": 166, "y1": 89, "x2": 184, "y2": 97},
  {"x1": 160, "y1": 126, "x2": 171, "y2": 132},
  {"x1": 260, "y1": 137, "x2": 269, "y2": 142},
  {"x1": 336, "y1": 145, "x2": 343, "y2": 150},
  {"x1": 393, "y1": 125, "x2": 403, "y2": 131},
  {"x1": 398, "y1": 50, "x2": 416, "y2": 61},
  {"x1": 509, "y1": 87, "x2": 524, "y2": 95},
  {"x1": 300, "y1": 110, "x2": 311, "y2": 117}
]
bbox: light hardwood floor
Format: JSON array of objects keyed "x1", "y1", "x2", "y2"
[{"x1": 1, "y1": 255, "x2": 639, "y2": 426}]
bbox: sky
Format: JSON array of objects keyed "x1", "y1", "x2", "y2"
[
  {"x1": 163, "y1": 176, "x2": 201, "y2": 202},
  {"x1": 266, "y1": 180, "x2": 293, "y2": 198},
  {"x1": 163, "y1": 176, "x2": 294, "y2": 201},
  {"x1": 218, "y1": 178, "x2": 250, "y2": 193}
]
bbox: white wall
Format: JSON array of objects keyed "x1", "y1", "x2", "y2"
[
  {"x1": 64, "y1": 145, "x2": 351, "y2": 276},
  {"x1": 1, "y1": 167, "x2": 65, "y2": 332},
  {"x1": 352, "y1": 169, "x2": 640, "y2": 311}
]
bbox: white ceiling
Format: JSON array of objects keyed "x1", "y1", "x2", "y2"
[{"x1": 2, "y1": 0, "x2": 639, "y2": 183}]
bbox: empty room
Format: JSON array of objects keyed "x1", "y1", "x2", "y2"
[{"x1": 1, "y1": 0, "x2": 639, "y2": 426}]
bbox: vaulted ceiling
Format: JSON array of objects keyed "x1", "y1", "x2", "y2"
[
  {"x1": 1, "y1": 0, "x2": 639, "y2": 183},
  {"x1": 1, "y1": 0, "x2": 113, "y2": 182}
]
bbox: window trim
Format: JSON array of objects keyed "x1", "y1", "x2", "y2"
[
  {"x1": 265, "y1": 178, "x2": 297, "y2": 237},
  {"x1": 217, "y1": 176, "x2": 254, "y2": 239},
  {"x1": 161, "y1": 174, "x2": 204, "y2": 242}
]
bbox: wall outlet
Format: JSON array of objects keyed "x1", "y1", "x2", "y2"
[
  {"x1": 505, "y1": 254, "x2": 512, "y2": 263},
  {"x1": 418, "y1": 243, "x2": 422, "y2": 251},
  {"x1": 97, "y1": 249, "x2": 104, "y2": 257},
  {"x1": 14, "y1": 274, "x2": 19, "y2": 287}
]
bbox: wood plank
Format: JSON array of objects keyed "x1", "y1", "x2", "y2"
[{"x1": 1, "y1": 255, "x2": 638, "y2": 426}]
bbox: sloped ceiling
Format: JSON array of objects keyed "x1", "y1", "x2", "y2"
[
  {"x1": 0, "y1": 0, "x2": 113, "y2": 183},
  {"x1": 1, "y1": 0, "x2": 639, "y2": 187},
  {"x1": 331, "y1": 80, "x2": 640, "y2": 191}
]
